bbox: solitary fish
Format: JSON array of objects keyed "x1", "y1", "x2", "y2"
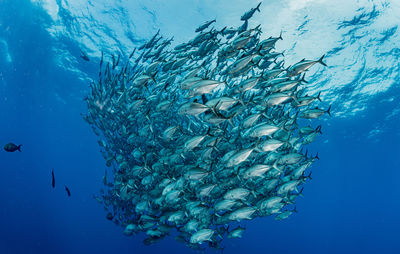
[
  {"x1": 51, "y1": 169, "x2": 55, "y2": 188},
  {"x1": 80, "y1": 50, "x2": 90, "y2": 61},
  {"x1": 65, "y1": 186, "x2": 71, "y2": 197},
  {"x1": 4, "y1": 143, "x2": 21, "y2": 152}
]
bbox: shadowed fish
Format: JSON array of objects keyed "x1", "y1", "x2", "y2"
[
  {"x1": 241, "y1": 2, "x2": 262, "y2": 21},
  {"x1": 51, "y1": 169, "x2": 55, "y2": 188},
  {"x1": 80, "y1": 50, "x2": 90, "y2": 61},
  {"x1": 195, "y1": 20, "x2": 216, "y2": 33},
  {"x1": 65, "y1": 186, "x2": 71, "y2": 197},
  {"x1": 4, "y1": 143, "x2": 21, "y2": 152}
]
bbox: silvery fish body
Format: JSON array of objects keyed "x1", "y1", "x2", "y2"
[
  {"x1": 223, "y1": 188, "x2": 250, "y2": 200},
  {"x1": 247, "y1": 122, "x2": 280, "y2": 138},
  {"x1": 225, "y1": 148, "x2": 254, "y2": 167},
  {"x1": 274, "y1": 210, "x2": 295, "y2": 221},
  {"x1": 258, "y1": 139, "x2": 285, "y2": 152},
  {"x1": 214, "y1": 199, "x2": 238, "y2": 212},
  {"x1": 259, "y1": 196, "x2": 283, "y2": 211},
  {"x1": 178, "y1": 102, "x2": 209, "y2": 116},
  {"x1": 228, "y1": 206, "x2": 257, "y2": 221},
  {"x1": 277, "y1": 180, "x2": 300, "y2": 196},
  {"x1": 300, "y1": 106, "x2": 331, "y2": 119},
  {"x1": 242, "y1": 164, "x2": 271, "y2": 179},
  {"x1": 264, "y1": 93, "x2": 293, "y2": 106},
  {"x1": 84, "y1": 2, "x2": 329, "y2": 248},
  {"x1": 228, "y1": 226, "x2": 245, "y2": 238},
  {"x1": 190, "y1": 229, "x2": 214, "y2": 244},
  {"x1": 184, "y1": 134, "x2": 207, "y2": 152},
  {"x1": 287, "y1": 55, "x2": 327, "y2": 77},
  {"x1": 183, "y1": 219, "x2": 201, "y2": 233},
  {"x1": 240, "y1": 2, "x2": 261, "y2": 20},
  {"x1": 279, "y1": 153, "x2": 304, "y2": 165}
]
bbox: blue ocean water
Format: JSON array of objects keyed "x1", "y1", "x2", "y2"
[{"x1": 1, "y1": 0, "x2": 400, "y2": 253}]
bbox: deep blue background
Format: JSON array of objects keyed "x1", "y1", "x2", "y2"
[{"x1": 1, "y1": 1, "x2": 399, "y2": 253}]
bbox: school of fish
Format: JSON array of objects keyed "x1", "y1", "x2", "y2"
[{"x1": 84, "y1": 2, "x2": 330, "y2": 250}]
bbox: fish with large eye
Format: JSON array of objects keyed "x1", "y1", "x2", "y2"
[{"x1": 3, "y1": 143, "x2": 21, "y2": 152}]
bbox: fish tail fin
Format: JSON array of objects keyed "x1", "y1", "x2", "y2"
[
  {"x1": 238, "y1": 96, "x2": 246, "y2": 107},
  {"x1": 318, "y1": 54, "x2": 327, "y2": 66},
  {"x1": 300, "y1": 73, "x2": 308, "y2": 83},
  {"x1": 246, "y1": 93, "x2": 255, "y2": 106},
  {"x1": 272, "y1": 161, "x2": 282, "y2": 173},
  {"x1": 298, "y1": 187, "x2": 304, "y2": 197},
  {"x1": 285, "y1": 65, "x2": 292, "y2": 74},
  {"x1": 220, "y1": 26, "x2": 227, "y2": 34},
  {"x1": 293, "y1": 206, "x2": 298, "y2": 213},
  {"x1": 291, "y1": 94, "x2": 299, "y2": 105},
  {"x1": 278, "y1": 30, "x2": 283, "y2": 40},
  {"x1": 314, "y1": 152, "x2": 319, "y2": 161},
  {"x1": 210, "y1": 101, "x2": 220, "y2": 115},
  {"x1": 326, "y1": 105, "x2": 332, "y2": 116},
  {"x1": 254, "y1": 146, "x2": 262, "y2": 153},
  {"x1": 316, "y1": 91, "x2": 322, "y2": 101},
  {"x1": 256, "y1": 2, "x2": 262, "y2": 12},
  {"x1": 307, "y1": 171, "x2": 313, "y2": 180},
  {"x1": 255, "y1": 24, "x2": 262, "y2": 33},
  {"x1": 17, "y1": 144, "x2": 22, "y2": 152},
  {"x1": 227, "y1": 118, "x2": 235, "y2": 127},
  {"x1": 316, "y1": 125, "x2": 322, "y2": 134}
]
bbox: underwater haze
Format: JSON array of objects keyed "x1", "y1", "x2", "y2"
[{"x1": 1, "y1": 0, "x2": 400, "y2": 253}]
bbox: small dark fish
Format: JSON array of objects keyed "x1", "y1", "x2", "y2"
[
  {"x1": 80, "y1": 50, "x2": 90, "y2": 61},
  {"x1": 51, "y1": 169, "x2": 55, "y2": 188},
  {"x1": 4, "y1": 143, "x2": 21, "y2": 152},
  {"x1": 106, "y1": 212, "x2": 114, "y2": 220},
  {"x1": 65, "y1": 185, "x2": 71, "y2": 197},
  {"x1": 103, "y1": 169, "x2": 107, "y2": 185}
]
